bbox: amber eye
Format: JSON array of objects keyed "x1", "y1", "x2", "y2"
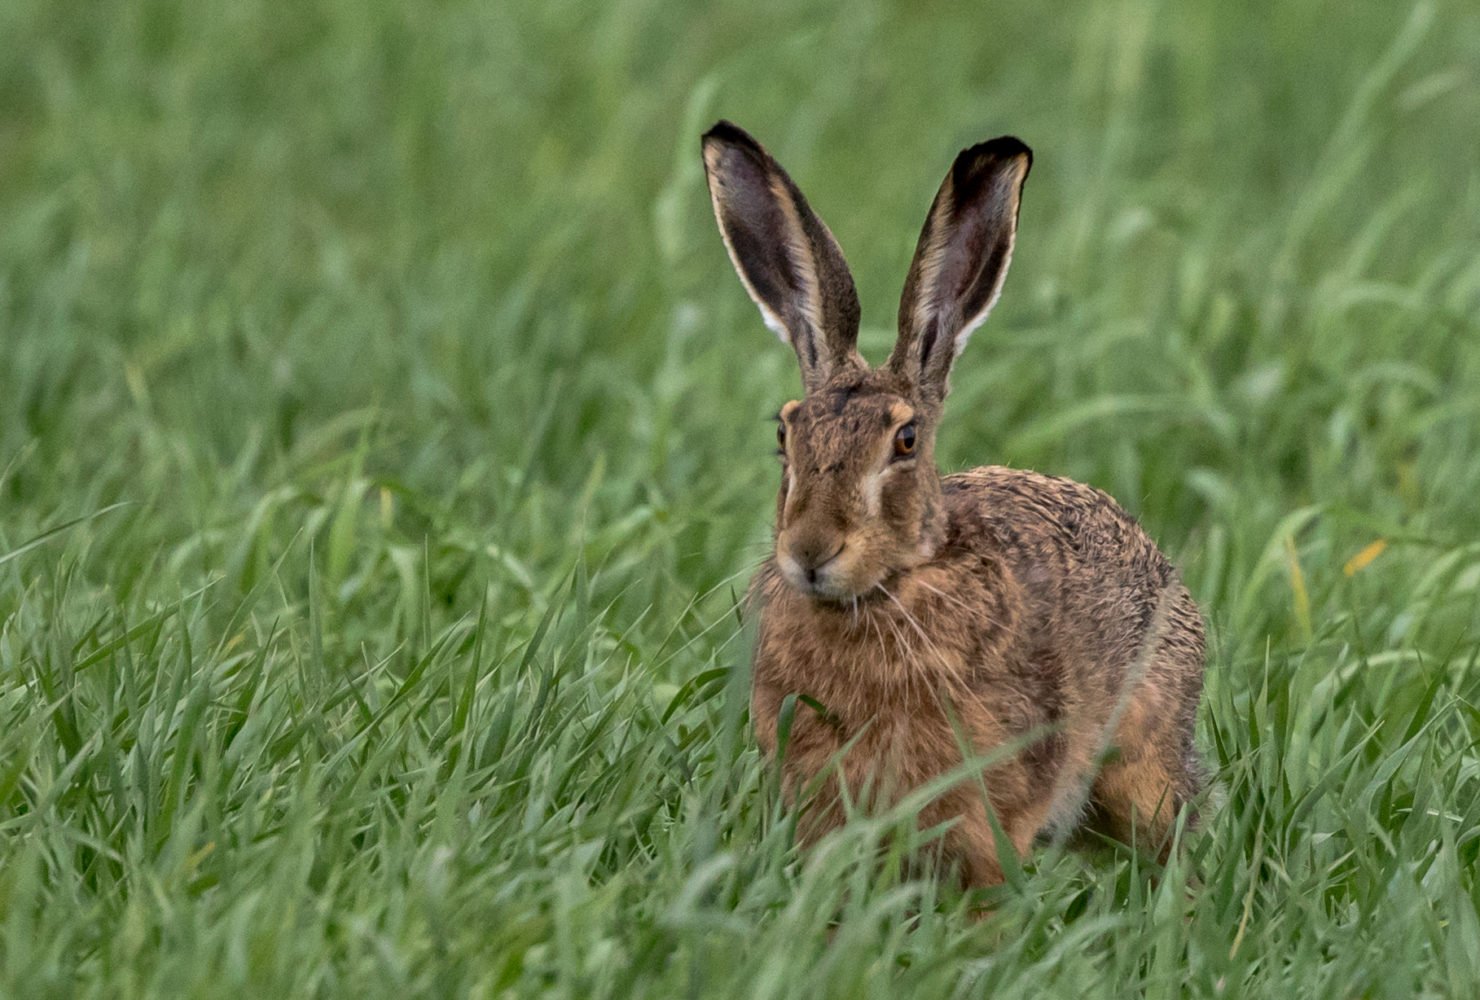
[{"x1": 893, "y1": 422, "x2": 916, "y2": 458}]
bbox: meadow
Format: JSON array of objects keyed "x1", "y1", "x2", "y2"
[{"x1": 2, "y1": 0, "x2": 1480, "y2": 996}]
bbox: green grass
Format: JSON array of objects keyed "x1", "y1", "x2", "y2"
[{"x1": 2, "y1": 0, "x2": 1480, "y2": 995}]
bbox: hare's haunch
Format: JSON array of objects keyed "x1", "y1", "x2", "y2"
[{"x1": 702, "y1": 121, "x2": 1206, "y2": 887}]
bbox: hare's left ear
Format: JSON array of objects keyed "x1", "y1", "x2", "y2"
[
  {"x1": 888, "y1": 137, "x2": 1031, "y2": 400},
  {"x1": 702, "y1": 121, "x2": 864, "y2": 394}
]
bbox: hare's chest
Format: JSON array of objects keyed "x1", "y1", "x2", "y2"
[
  {"x1": 754, "y1": 678, "x2": 964, "y2": 804},
  {"x1": 752, "y1": 624, "x2": 982, "y2": 800}
]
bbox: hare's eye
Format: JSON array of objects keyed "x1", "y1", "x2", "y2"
[{"x1": 893, "y1": 422, "x2": 916, "y2": 458}]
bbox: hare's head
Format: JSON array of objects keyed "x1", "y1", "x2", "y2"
[{"x1": 702, "y1": 121, "x2": 1031, "y2": 602}]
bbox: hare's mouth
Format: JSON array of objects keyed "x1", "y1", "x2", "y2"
[
  {"x1": 776, "y1": 542, "x2": 894, "y2": 603},
  {"x1": 777, "y1": 543, "x2": 851, "y2": 600}
]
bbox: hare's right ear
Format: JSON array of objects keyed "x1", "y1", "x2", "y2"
[
  {"x1": 888, "y1": 137, "x2": 1031, "y2": 401},
  {"x1": 702, "y1": 121, "x2": 863, "y2": 393}
]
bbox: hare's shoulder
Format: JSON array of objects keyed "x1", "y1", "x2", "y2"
[{"x1": 940, "y1": 465, "x2": 1166, "y2": 572}]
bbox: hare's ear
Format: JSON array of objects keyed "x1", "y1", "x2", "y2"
[
  {"x1": 702, "y1": 121, "x2": 863, "y2": 393},
  {"x1": 888, "y1": 137, "x2": 1031, "y2": 400}
]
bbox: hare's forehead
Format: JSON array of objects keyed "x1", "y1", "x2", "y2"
[{"x1": 794, "y1": 386, "x2": 911, "y2": 440}]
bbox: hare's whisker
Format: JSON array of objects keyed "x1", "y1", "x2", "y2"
[
  {"x1": 912, "y1": 578, "x2": 975, "y2": 615},
  {"x1": 913, "y1": 577, "x2": 1009, "y2": 632},
  {"x1": 876, "y1": 583, "x2": 951, "y2": 673}
]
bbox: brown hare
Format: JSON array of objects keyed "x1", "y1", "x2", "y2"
[{"x1": 701, "y1": 121, "x2": 1207, "y2": 888}]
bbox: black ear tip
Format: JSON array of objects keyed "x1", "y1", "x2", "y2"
[
  {"x1": 702, "y1": 120, "x2": 762, "y2": 151},
  {"x1": 985, "y1": 135, "x2": 1032, "y2": 162},
  {"x1": 965, "y1": 135, "x2": 1031, "y2": 161},
  {"x1": 954, "y1": 135, "x2": 1033, "y2": 179}
]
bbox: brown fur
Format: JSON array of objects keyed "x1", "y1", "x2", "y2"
[{"x1": 702, "y1": 122, "x2": 1206, "y2": 888}]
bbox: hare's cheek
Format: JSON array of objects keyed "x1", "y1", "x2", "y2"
[
  {"x1": 878, "y1": 473, "x2": 917, "y2": 530},
  {"x1": 859, "y1": 470, "x2": 886, "y2": 520}
]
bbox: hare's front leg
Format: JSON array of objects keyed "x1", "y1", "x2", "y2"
[
  {"x1": 750, "y1": 680, "x2": 785, "y2": 757},
  {"x1": 939, "y1": 786, "x2": 1054, "y2": 889}
]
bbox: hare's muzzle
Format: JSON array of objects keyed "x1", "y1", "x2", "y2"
[{"x1": 776, "y1": 530, "x2": 849, "y2": 599}]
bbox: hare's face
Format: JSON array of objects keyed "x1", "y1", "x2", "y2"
[{"x1": 774, "y1": 371, "x2": 940, "y2": 601}]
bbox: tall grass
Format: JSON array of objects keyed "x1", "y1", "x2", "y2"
[{"x1": 2, "y1": 0, "x2": 1479, "y2": 995}]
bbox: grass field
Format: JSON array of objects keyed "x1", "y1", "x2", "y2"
[{"x1": 3, "y1": 0, "x2": 1480, "y2": 995}]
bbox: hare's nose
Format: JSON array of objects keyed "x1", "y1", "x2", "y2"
[{"x1": 789, "y1": 536, "x2": 845, "y2": 583}]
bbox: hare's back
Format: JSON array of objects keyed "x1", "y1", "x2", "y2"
[
  {"x1": 942, "y1": 466, "x2": 1173, "y2": 578},
  {"x1": 940, "y1": 466, "x2": 1198, "y2": 688}
]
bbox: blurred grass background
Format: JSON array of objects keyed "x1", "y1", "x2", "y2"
[{"x1": 2, "y1": 0, "x2": 1480, "y2": 996}]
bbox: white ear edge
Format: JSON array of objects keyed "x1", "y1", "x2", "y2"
[
  {"x1": 950, "y1": 233, "x2": 1016, "y2": 360},
  {"x1": 910, "y1": 158, "x2": 1026, "y2": 366},
  {"x1": 704, "y1": 182, "x2": 792, "y2": 346},
  {"x1": 951, "y1": 156, "x2": 1029, "y2": 359},
  {"x1": 702, "y1": 145, "x2": 825, "y2": 352},
  {"x1": 908, "y1": 190, "x2": 955, "y2": 356},
  {"x1": 757, "y1": 302, "x2": 792, "y2": 345},
  {"x1": 769, "y1": 175, "x2": 827, "y2": 351}
]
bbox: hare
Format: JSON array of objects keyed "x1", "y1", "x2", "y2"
[{"x1": 701, "y1": 121, "x2": 1207, "y2": 888}]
